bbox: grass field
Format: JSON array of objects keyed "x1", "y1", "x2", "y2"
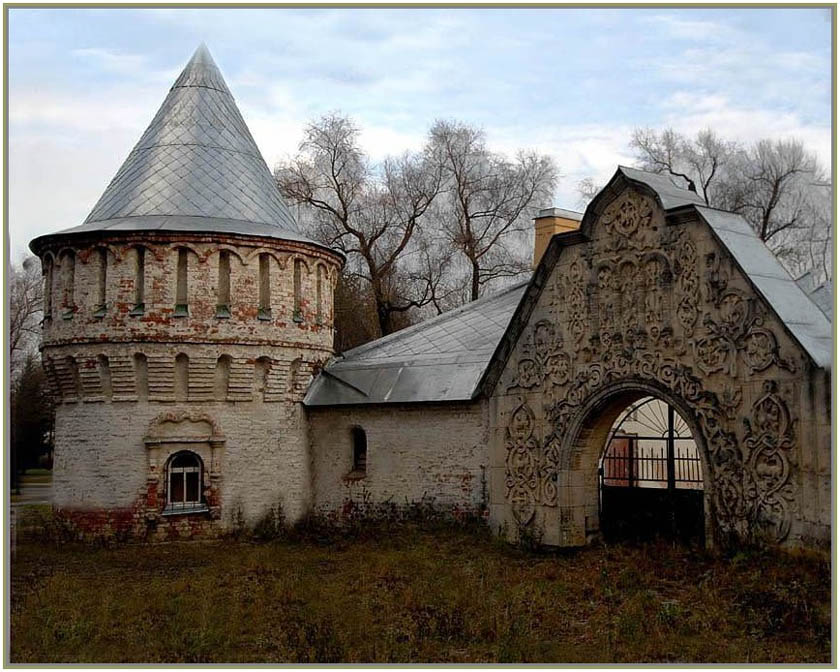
[{"x1": 9, "y1": 520, "x2": 831, "y2": 664}]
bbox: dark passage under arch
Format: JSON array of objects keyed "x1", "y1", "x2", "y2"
[{"x1": 599, "y1": 396, "x2": 705, "y2": 544}]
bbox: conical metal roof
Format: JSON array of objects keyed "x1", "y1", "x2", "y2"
[{"x1": 31, "y1": 45, "x2": 333, "y2": 253}]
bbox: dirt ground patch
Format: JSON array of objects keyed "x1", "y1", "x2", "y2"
[{"x1": 9, "y1": 523, "x2": 831, "y2": 663}]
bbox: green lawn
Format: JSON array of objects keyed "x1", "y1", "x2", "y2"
[{"x1": 9, "y1": 522, "x2": 831, "y2": 664}]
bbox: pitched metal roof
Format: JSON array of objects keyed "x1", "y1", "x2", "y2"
[
  {"x1": 795, "y1": 271, "x2": 833, "y2": 320},
  {"x1": 617, "y1": 166, "x2": 707, "y2": 210},
  {"x1": 30, "y1": 45, "x2": 336, "y2": 255},
  {"x1": 304, "y1": 281, "x2": 528, "y2": 406},
  {"x1": 309, "y1": 166, "x2": 833, "y2": 407}
]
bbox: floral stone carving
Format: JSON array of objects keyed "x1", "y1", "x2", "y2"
[
  {"x1": 499, "y1": 186, "x2": 803, "y2": 544},
  {"x1": 504, "y1": 397, "x2": 539, "y2": 525}
]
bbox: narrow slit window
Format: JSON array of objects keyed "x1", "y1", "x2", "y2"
[
  {"x1": 131, "y1": 247, "x2": 145, "y2": 316},
  {"x1": 43, "y1": 257, "x2": 53, "y2": 320},
  {"x1": 316, "y1": 266, "x2": 324, "y2": 324},
  {"x1": 258, "y1": 253, "x2": 271, "y2": 320},
  {"x1": 61, "y1": 251, "x2": 75, "y2": 318},
  {"x1": 95, "y1": 248, "x2": 107, "y2": 316},
  {"x1": 217, "y1": 251, "x2": 231, "y2": 318},
  {"x1": 175, "y1": 249, "x2": 189, "y2": 317},
  {"x1": 293, "y1": 259, "x2": 303, "y2": 322},
  {"x1": 352, "y1": 427, "x2": 367, "y2": 473}
]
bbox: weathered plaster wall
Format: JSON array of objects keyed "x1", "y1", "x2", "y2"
[
  {"x1": 488, "y1": 185, "x2": 831, "y2": 549},
  {"x1": 38, "y1": 232, "x2": 339, "y2": 349},
  {"x1": 36, "y1": 233, "x2": 342, "y2": 537},
  {"x1": 307, "y1": 401, "x2": 489, "y2": 516},
  {"x1": 52, "y1": 395, "x2": 310, "y2": 528}
]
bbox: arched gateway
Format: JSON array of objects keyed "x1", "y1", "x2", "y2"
[{"x1": 481, "y1": 168, "x2": 831, "y2": 549}]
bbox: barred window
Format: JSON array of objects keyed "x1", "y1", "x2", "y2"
[{"x1": 166, "y1": 451, "x2": 205, "y2": 513}]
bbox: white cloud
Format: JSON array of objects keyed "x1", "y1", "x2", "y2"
[
  {"x1": 8, "y1": 9, "x2": 831, "y2": 258},
  {"x1": 642, "y1": 14, "x2": 740, "y2": 43},
  {"x1": 660, "y1": 91, "x2": 831, "y2": 169}
]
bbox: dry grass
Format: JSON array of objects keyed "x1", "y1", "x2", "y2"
[{"x1": 10, "y1": 521, "x2": 831, "y2": 664}]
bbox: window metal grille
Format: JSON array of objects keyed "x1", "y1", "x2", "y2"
[{"x1": 165, "y1": 451, "x2": 207, "y2": 514}]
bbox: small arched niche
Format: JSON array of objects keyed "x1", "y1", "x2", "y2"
[{"x1": 214, "y1": 355, "x2": 231, "y2": 401}]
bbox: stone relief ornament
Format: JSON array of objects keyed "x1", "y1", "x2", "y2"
[
  {"x1": 674, "y1": 232, "x2": 700, "y2": 336},
  {"x1": 499, "y1": 188, "x2": 802, "y2": 544},
  {"x1": 743, "y1": 381, "x2": 797, "y2": 542},
  {"x1": 504, "y1": 397, "x2": 539, "y2": 525},
  {"x1": 696, "y1": 289, "x2": 796, "y2": 378},
  {"x1": 567, "y1": 260, "x2": 588, "y2": 350},
  {"x1": 509, "y1": 320, "x2": 568, "y2": 390},
  {"x1": 600, "y1": 191, "x2": 654, "y2": 250}
]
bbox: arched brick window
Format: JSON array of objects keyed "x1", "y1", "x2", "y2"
[
  {"x1": 214, "y1": 354, "x2": 231, "y2": 401},
  {"x1": 95, "y1": 248, "x2": 108, "y2": 317},
  {"x1": 43, "y1": 255, "x2": 54, "y2": 321},
  {"x1": 293, "y1": 259, "x2": 303, "y2": 323},
  {"x1": 97, "y1": 354, "x2": 112, "y2": 400},
  {"x1": 254, "y1": 356, "x2": 271, "y2": 400},
  {"x1": 217, "y1": 251, "x2": 231, "y2": 318},
  {"x1": 59, "y1": 250, "x2": 75, "y2": 318},
  {"x1": 352, "y1": 426, "x2": 367, "y2": 474},
  {"x1": 258, "y1": 253, "x2": 271, "y2": 320},
  {"x1": 316, "y1": 264, "x2": 324, "y2": 325},
  {"x1": 165, "y1": 451, "x2": 205, "y2": 512},
  {"x1": 175, "y1": 248, "x2": 189, "y2": 317},
  {"x1": 131, "y1": 247, "x2": 145, "y2": 316}
]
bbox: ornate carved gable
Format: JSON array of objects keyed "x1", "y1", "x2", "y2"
[{"x1": 488, "y1": 180, "x2": 820, "y2": 546}]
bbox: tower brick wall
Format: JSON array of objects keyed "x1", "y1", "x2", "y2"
[{"x1": 34, "y1": 233, "x2": 342, "y2": 539}]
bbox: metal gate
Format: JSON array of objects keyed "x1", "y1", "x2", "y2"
[{"x1": 599, "y1": 397, "x2": 704, "y2": 543}]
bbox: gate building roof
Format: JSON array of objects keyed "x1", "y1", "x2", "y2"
[{"x1": 306, "y1": 166, "x2": 832, "y2": 406}]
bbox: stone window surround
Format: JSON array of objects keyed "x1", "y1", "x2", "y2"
[{"x1": 143, "y1": 412, "x2": 225, "y2": 520}]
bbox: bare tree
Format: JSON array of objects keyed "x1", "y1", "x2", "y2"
[
  {"x1": 576, "y1": 177, "x2": 602, "y2": 209},
  {"x1": 627, "y1": 128, "x2": 830, "y2": 282},
  {"x1": 276, "y1": 113, "x2": 443, "y2": 338},
  {"x1": 631, "y1": 127, "x2": 736, "y2": 206},
  {"x1": 426, "y1": 120, "x2": 557, "y2": 301},
  {"x1": 10, "y1": 256, "x2": 43, "y2": 380},
  {"x1": 727, "y1": 139, "x2": 819, "y2": 244}
]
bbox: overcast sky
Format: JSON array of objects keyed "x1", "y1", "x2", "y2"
[{"x1": 8, "y1": 6, "x2": 832, "y2": 260}]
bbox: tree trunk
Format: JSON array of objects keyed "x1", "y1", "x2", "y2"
[{"x1": 470, "y1": 258, "x2": 480, "y2": 301}]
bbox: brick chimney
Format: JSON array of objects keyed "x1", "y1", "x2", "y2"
[{"x1": 533, "y1": 207, "x2": 583, "y2": 267}]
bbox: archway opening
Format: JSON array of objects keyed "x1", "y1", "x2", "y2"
[{"x1": 598, "y1": 396, "x2": 704, "y2": 545}]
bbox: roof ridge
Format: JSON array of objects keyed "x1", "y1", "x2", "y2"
[{"x1": 338, "y1": 280, "x2": 530, "y2": 359}]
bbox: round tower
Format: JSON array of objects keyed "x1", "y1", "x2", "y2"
[{"x1": 29, "y1": 45, "x2": 344, "y2": 539}]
